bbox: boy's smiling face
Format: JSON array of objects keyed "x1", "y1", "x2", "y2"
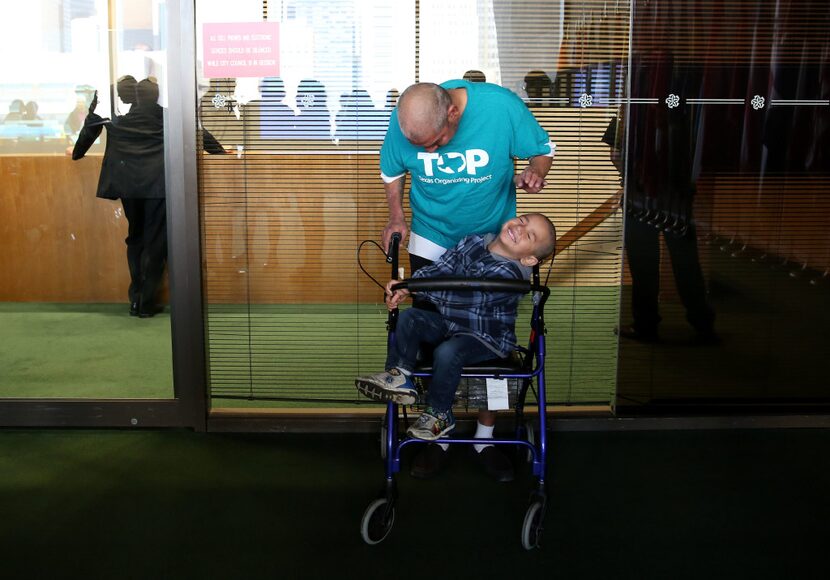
[{"x1": 490, "y1": 213, "x2": 555, "y2": 266}]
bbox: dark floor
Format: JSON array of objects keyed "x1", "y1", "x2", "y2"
[
  {"x1": 1, "y1": 427, "x2": 827, "y2": 579},
  {"x1": 617, "y1": 243, "x2": 830, "y2": 405}
]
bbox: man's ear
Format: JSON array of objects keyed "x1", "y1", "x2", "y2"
[
  {"x1": 447, "y1": 104, "x2": 460, "y2": 123},
  {"x1": 520, "y1": 255, "x2": 539, "y2": 267}
]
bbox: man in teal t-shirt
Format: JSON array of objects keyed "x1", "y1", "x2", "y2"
[{"x1": 378, "y1": 80, "x2": 556, "y2": 482}]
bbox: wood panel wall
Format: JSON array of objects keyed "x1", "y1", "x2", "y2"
[
  {"x1": 1, "y1": 155, "x2": 131, "y2": 302},
  {"x1": 199, "y1": 109, "x2": 625, "y2": 305},
  {"x1": 11, "y1": 148, "x2": 828, "y2": 304}
]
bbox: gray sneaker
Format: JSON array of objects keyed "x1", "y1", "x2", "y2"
[
  {"x1": 355, "y1": 368, "x2": 418, "y2": 405},
  {"x1": 406, "y1": 407, "x2": 455, "y2": 441}
]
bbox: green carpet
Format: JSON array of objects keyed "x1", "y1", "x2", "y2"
[
  {"x1": 0, "y1": 303, "x2": 173, "y2": 398},
  {"x1": 1, "y1": 427, "x2": 826, "y2": 579},
  {"x1": 0, "y1": 290, "x2": 620, "y2": 407},
  {"x1": 206, "y1": 288, "x2": 621, "y2": 408}
]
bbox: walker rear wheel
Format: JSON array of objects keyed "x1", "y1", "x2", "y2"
[
  {"x1": 521, "y1": 500, "x2": 545, "y2": 550},
  {"x1": 361, "y1": 498, "x2": 396, "y2": 545}
]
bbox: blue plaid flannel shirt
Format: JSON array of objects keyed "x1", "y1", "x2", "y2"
[{"x1": 412, "y1": 233, "x2": 531, "y2": 357}]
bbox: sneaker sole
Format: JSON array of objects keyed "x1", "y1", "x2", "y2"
[
  {"x1": 406, "y1": 422, "x2": 456, "y2": 441},
  {"x1": 355, "y1": 379, "x2": 417, "y2": 406}
]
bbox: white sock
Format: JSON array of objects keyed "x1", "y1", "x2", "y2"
[
  {"x1": 395, "y1": 367, "x2": 411, "y2": 376},
  {"x1": 473, "y1": 421, "x2": 494, "y2": 453}
]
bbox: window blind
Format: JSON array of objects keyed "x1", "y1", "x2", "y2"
[{"x1": 197, "y1": 0, "x2": 629, "y2": 408}]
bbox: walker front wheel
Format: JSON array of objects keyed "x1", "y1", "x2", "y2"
[
  {"x1": 361, "y1": 498, "x2": 396, "y2": 545},
  {"x1": 521, "y1": 500, "x2": 545, "y2": 550}
]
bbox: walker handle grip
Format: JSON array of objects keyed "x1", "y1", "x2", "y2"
[
  {"x1": 387, "y1": 232, "x2": 401, "y2": 265},
  {"x1": 391, "y1": 277, "x2": 532, "y2": 293}
]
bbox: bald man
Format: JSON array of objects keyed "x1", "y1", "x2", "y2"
[{"x1": 379, "y1": 80, "x2": 556, "y2": 481}]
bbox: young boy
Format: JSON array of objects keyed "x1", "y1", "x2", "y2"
[{"x1": 355, "y1": 212, "x2": 556, "y2": 441}]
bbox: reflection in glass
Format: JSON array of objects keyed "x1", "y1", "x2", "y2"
[
  {"x1": 616, "y1": 0, "x2": 830, "y2": 408},
  {"x1": 72, "y1": 77, "x2": 168, "y2": 318},
  {"x1": 0, "y1": 0, "x2": 173, "y2": 399}
]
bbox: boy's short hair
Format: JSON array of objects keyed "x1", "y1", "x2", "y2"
[{"x1": 529, "y1": 213, "x2": 557, "y2": 262}]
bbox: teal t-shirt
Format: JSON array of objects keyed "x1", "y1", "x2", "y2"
[{"x1": 380, "y1": 80, "x2": 553, "y2": 250}]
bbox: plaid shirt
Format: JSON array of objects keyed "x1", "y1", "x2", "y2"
[{"x1": 412, "y1": 234, "x2": 531, "y2": 357}]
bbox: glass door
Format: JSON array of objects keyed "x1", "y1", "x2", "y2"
[
  {"x1": 0, "y1": 0, "x2": 205, "y2": 427},
  {"x1": 195, "y1": 0, "x2": 624, "y2": 415}
]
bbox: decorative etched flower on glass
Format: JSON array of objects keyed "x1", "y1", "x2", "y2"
[
  {"x1": 212, "y1": 93, "x2": 227, "y2": 109},
  {"x1": 665, "y1": 94, "x2": 680, "y2": 109},
  {"x1": 751, "y1": 95, "x2": 765, "y2": 110},
  {"x1": 578, "y1": 93, "x2": 593, "y2": 108}
]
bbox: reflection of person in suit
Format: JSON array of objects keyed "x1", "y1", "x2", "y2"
[
  {"x1": 605, "y1": 65, "x2": 717, "y2": 344},
  {"x1": 73, "y1": 77, "x2": 167, "y2": 318},
  {"x1": 335, "y1": 89, "x2": 386, "y2": 140},
  {"x1": 524, "y1": 70, "x2": 553, "y2": 106},
  {"x1": 294, "y1": 79, "x2": 331, "y2": 139},
  {"x1": 199, "y1": 78, "x2": 240, "y2": 148},
  {"x1": 246, "y1": 76, "x2": 295, "y2": 141}
]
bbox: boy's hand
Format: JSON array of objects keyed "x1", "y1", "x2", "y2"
[{"x1": 384, "y1": 279, "x2": 410, "y2": 311}]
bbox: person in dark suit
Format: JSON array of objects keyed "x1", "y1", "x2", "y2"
[
  {"x1": 73, "y1": 77, "x2": 167, "y2": 318},
  {"x1": 335, "y1": 89, "x2": 387, "y2": 140},
  {"x1": 603, "y1": 62, "x2": 717, "y2": 344},
  {"x1": 523, "y1": 70, "x2": 553, "y2": 106},
  {"x1": 247, "y1": 76, "x2": 296, "y2": 141},
  {"x1": 294, "y1": 79, "x2": 331, "y2": 139}
]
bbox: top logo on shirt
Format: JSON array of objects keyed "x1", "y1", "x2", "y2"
[{"x1": 417, "y1": 149, "x2": 490, "y2": 176}]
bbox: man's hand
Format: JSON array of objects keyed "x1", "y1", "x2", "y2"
[
  {"x1": 514, "y1": 166, "x2": 547, "y2": 193},
  {"x1": 384, "y1": 279, "x2": 410, "y2": 311},
  {"x1": 382, "y1": 218, "x2": 408, "y2": 254}
]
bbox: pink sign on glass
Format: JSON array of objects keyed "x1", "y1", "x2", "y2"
[{"x1": 203, "y1": 22, "x2": 280, "y2": 78}]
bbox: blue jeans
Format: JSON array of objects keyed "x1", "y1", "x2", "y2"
[{"x1": 386, "y1": 308, "x2": 496, "y2": 412}]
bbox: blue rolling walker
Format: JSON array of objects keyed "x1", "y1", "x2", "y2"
[{"x1": 360, "y1": 234, "x2": 552, "y2": 550}]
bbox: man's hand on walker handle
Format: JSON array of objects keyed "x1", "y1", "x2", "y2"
[{"x1": 383, "y1": 219, "x2": 408, "y2": 254}]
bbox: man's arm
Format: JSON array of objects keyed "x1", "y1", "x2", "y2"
[
  {"x1": 71, "y1": 113, "x2": 107, "y2": 160},
  {"x1": 382, "y1": 175, "x2": 408, "y2": 252},
  {"x1": 514, "y1": 154, "x2": 552, "y2": 193},
  {"x1": 202, "y1": 128, "x2": 228, "y2": 155}
]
